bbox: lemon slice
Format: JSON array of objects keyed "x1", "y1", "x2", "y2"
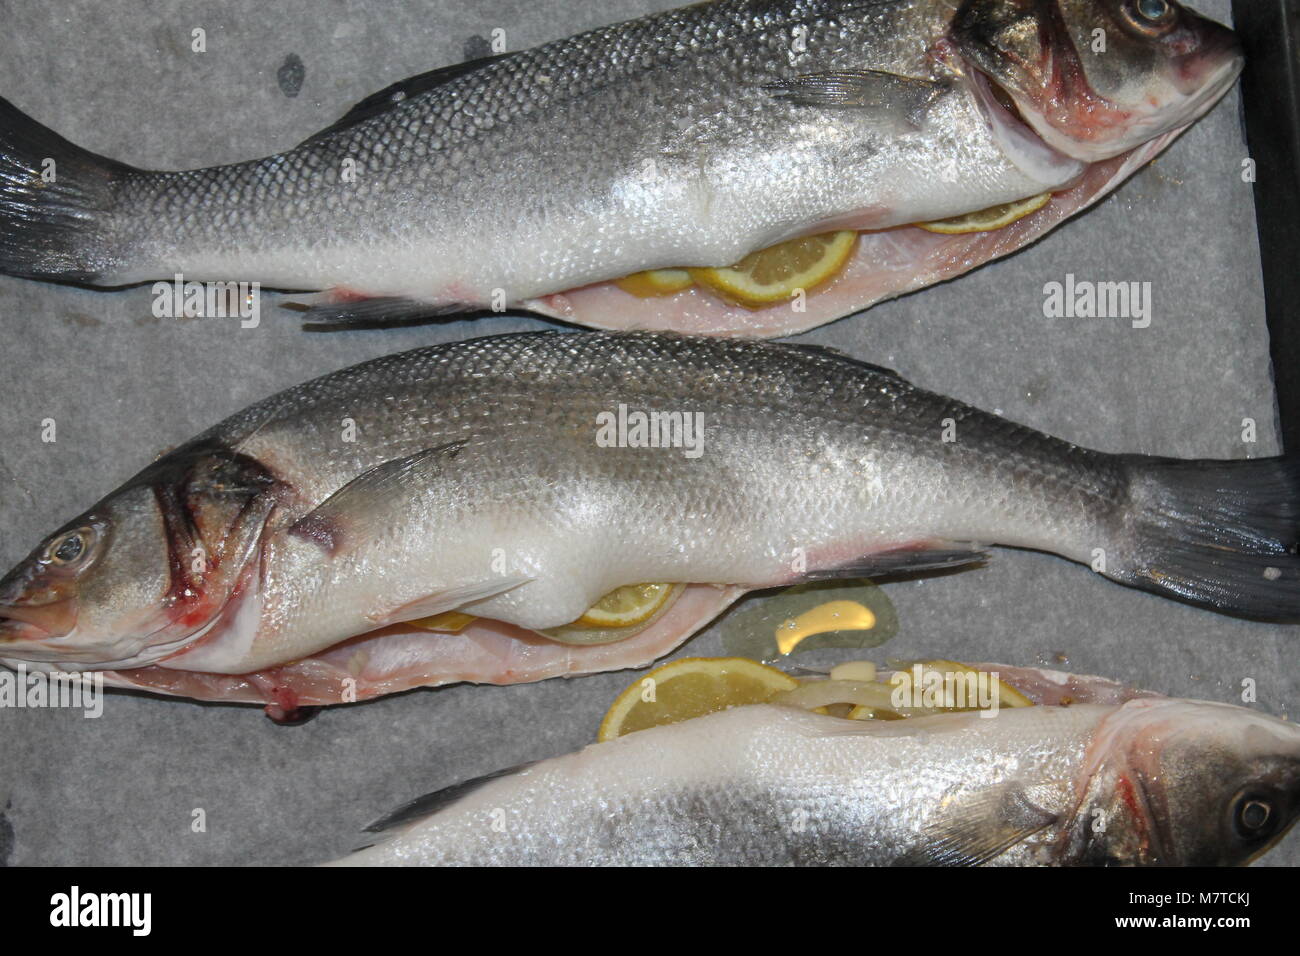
[
  {"x1": 575, "y1": 582, "x2": 677, "y2": 629},
  {"x1": 408, "y1": 583, "x2": 676, "y2": 638},
  {"x1": 538, "y1": 583, "x2": 682, "y2": 645},
  {"x1": 615, "y1": 269, "x2": 695, "y2": 298},
  {"x1": 840, "y1": 660, "x2": 1032, "y2": 718},
  {"x1": 916, "y1": 193, "x2": 1051, "y2": 235},
  {"x1": 846, "y1": 704, "x2": 905, "y2": 721},
  {"x1": 830, "y1": 660, "x2": 878, "y2": 682},
  {"x1": 892, "y1": 659, "x2": 1035, "y2": 710},
  {"x1": 598, "y1": 656, "x2": 799, "y2": 742},
  {"x1": 978, "y1": 669, "x2": 1034, "y2": 709},
  {"x1": 408, "y1": 610, "x2": 477, "y2": 633},
  {"x1": 916, "y1": 659, "x2": 1034, "y2": 708},
  {"x1": 689, "y1": 230, "x2": 858, "y2": 309}
]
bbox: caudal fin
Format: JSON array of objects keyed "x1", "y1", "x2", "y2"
[
  {"x1": 0, "y1": 95, "x2": 128, "y2": 283},
  {"x1": 1111, "y1": 455, "x2": 1300, "y2": 621}
]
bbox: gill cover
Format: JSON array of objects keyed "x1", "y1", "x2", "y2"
[
  {"x1": 1070, "y1": 699, "x2": 1300, "y2": 865},
  {"x1": 951, "y1": 0, "x2": 1243, "y2": 161}
]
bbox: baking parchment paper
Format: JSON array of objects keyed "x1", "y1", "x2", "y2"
[{"x1": 0, "y1": 0, "x2": 1292, "y2": 866}]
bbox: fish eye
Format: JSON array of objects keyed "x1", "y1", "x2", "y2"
[
  {"x1": 1231, "y1": 792, "x2": 1276, "y2": 840},
  {"x1": 47, "y1": 529, "x2": 91, "y2": 566},
  {"x1": 1123, "y1": 0, "x2": 1177, "y2": 33}
]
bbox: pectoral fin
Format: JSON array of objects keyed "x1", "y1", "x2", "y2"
[
  {"x1": 764, "y1": 70, "x2": 948, "y2": 128},
  {"x1": 290, "y1": 441, "x2": 471, "y2": 555},
  {"x1": 894, "y1": 782, "x2": 1059, "y2": 867},
  {"x1": 289, "y1": 443, "x2": 533, "y2": 628}
]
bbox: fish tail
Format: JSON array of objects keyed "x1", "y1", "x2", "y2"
[
  {"x1": 0, "y1": 95, "x2": 132, "y2": 283},
  {"x1": 1109, "y1": 455, "x2": 1300, "y2": 620}
]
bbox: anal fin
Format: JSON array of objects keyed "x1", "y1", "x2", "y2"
[
  {"x1": 800, "y1": 542, "x2": 989, "y2": 582},
  {"x1": 362, "y1": 761, "x2": 538, "y2": 836},
  {"x1": 287, "y1": 296, "x2": 476, "y2": 329}
]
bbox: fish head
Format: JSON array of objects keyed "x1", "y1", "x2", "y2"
[
  {"x1": 0, "y1": 485, "x2": 172, "y2": 668},
  {"x1": 951, "y1": 0, "x2": 1243, "y2": 161},
  {"x1": 1078, "y1": 699, "x2": 1300, "y2": 866},
  {"x1": 0, "y1": 442, "x2": 281, "y2": 670}
]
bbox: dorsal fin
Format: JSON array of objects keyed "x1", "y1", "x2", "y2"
[
  {"x1": 776, "y1": 342, "x2": 906, "y2": 380},
  {"x1": 362, "y1": 761, "x2": 537, "y2": 834},
  {"x1": 302, "y1": 54, "x2": 511, "y2": 144}
]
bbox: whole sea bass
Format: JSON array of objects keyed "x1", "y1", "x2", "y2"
[
  {"x1": 0, "y1": 332, "x2": 1295, "y2": 712},
  {"x1": 333, "y1": 668, "x2": 1300, "y2": 866},
  {"x1": 0, "y1": 0, "x2": 1241, "y2": 335}
]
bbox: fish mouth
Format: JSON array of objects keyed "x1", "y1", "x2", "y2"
[
  {"x1": 1171, "y1": 11, "x2": 1247, "y2": 99},
  {"x1": 1164, "y1": 49, "x2": 1245, "y2": 129},
  {"x1": 0, "y1": 615, "x2": 77, "y2": 664},
  {"x1": 0, "y1": 616, "x2": 180, "y2": 669},
  {"x1": 970, "y1": 49, "x2": 1241, "y2": 167},
  {"x1": 0, "y1": 601, "x2": 75, "y2": 641},
  {"x1": 0, "y1": 600, "x2": 183, "y2": 669}
]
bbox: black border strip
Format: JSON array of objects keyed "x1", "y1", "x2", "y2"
[
  {"x1": 1234, "y1": 0, "x2": 1300, "y2": 453},
  {"x1": 3, "y1": 865, "x2": 1286, "y2": 938}
]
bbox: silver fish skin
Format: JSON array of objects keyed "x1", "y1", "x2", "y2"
[
  {"x1": 0, "y1": 332, "x2": 1297, "y2": 698},
  {"x1": 332, "y1": 692, "x2": 1300, "y2": 866},
  {"x1": 0, "y1": 1, "x2": 1241, "y2": 334}
]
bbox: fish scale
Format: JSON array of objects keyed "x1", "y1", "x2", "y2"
[
  {"x1": 2, "y1": 0, "x2": 1244, "y2": 330},
  {"x1": 15, "y1": 0, "x2": 1248, "y2": 312},
  {"x1": 332, "y1": 695, "x2": 1300, "y2": 866},
  {"x1": 2, "y1": 330, "x2": 1297, "y2": 691}
]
